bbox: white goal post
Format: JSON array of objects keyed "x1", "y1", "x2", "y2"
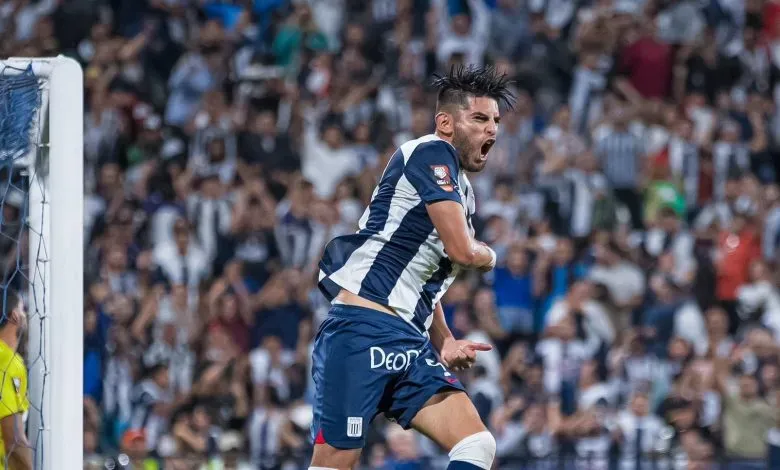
[{"x1": 0, "y1": 56, "x2": 83, "y2": 470}]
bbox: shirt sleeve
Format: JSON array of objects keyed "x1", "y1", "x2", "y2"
[
  {"x1": 0, "y1": 358, "x2": 28, "y2": 420},
  {"x1": 403, "y1": 140, "x2": 463, "y2": 205}
]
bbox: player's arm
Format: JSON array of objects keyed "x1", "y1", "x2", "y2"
[
  {"x1": 430, "y1": 302, "x2": 491, "y2": 369},
  {"x1": 429, "y1": 301, "x2": 456, "y2": 353},
  {"x1": 1, "y1": 413, "x2": 32, "y2": 470},
  {"x1": 403, "y1": 142, "x2": 495, "y2": 271},
  {"x1": 427, "y1": 201, "x2": 495, "y2": 270}
]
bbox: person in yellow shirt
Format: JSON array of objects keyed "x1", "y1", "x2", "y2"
[{"x1": 0, "y1": 290, "x2": 32, "y2": 470}]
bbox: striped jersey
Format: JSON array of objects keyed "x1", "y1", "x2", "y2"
[{"x1": 318, "y1": 134, "x2": 475, "y2": 334}]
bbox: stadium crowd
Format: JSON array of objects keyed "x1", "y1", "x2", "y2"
[{"x1": 5, "y1": 0, "x2": 780, "y2": 468}]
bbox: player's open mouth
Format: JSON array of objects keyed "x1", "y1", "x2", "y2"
[{"x1": 480, "y1": 139, "x2": 495, "y2": 157}]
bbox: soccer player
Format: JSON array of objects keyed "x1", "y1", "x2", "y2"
[
  {"x1": 0, "y1": 290, "x2": 32, "y2": 470},
  {"x1": 311, "y1": 65, "x2": 514, "y2": 470}
]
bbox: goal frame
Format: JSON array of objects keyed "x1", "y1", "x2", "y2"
[{"x1": 1, "y1": 56, "x2": 83, "y2": 470}]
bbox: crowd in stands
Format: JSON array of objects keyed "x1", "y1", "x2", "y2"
[{"x1": 5, "y1": 0, "x2": 780, "y2": 468}]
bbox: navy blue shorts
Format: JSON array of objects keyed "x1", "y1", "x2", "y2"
[{"x1": 310, "y1": 304, "x2": 466, "y2": 449}]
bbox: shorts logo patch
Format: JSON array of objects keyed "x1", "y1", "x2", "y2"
[
  {"x1": 347, "y1": 417, "x2": 363, "y2": 438},
  {"x1": 431, "y1": 165, "x2": 454, "y2": 192}
]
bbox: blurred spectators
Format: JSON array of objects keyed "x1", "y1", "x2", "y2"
[{"x1": 4, "y1": 0, "x2": 780, "y2": 468}]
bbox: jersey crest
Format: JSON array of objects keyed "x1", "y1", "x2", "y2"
[{"x1": 431, "y1": 165, "x2": 453, "y2": 191}]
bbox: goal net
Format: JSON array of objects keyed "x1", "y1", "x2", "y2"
[{"x1": 0, "y1": 56, "x2": 83, "y2": 469}]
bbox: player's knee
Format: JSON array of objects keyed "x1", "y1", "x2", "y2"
[{"x1": 448, "y1": 430, "x2": 496, "y2": 470}]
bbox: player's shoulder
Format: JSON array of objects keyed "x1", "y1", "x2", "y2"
[
  {"x1": 0, "y1": 340, "x2": 14, "y2": 359},
  {"x1": 0, "y1": 342, "x2": 25, "y2": 376},
  {"x1": 400, "y1": 135, "x2": 457, "y2": 165}
]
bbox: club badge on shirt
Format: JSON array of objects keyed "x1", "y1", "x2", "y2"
[{"x1": 431, "y1": 165, "x2": 454, "y2": 192}]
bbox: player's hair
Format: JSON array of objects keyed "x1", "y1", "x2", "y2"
[
  {"x1": 0, "y1": 289, "x2": 21, "y2": 328},
  {"x1": 431, "y1": 65, "x2": 516, "y2": 112}
]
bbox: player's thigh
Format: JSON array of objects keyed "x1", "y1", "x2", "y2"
[
  {"x1": 410, "y1": 390, "x2": 487, "y2": 451},
  {"x1": 310, "y1": 444, "x2": 362, "y2": 470},
  {"x1": 387, "y1": 344, "x2": 486, "y2": 450}
]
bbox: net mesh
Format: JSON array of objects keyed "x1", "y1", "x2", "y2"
[{"x1": 0, "y1": 62, "x2": 48, "y2": 469}]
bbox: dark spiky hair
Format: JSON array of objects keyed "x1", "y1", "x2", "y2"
[{"x1": 431, "y1": 65, "x2": 516, "y2": 111}]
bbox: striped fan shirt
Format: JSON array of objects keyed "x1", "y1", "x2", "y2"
[
  {"x1": 318, "y1": 134, "x2": 475, "y2": 334},
  {"x1": 594, "y1": 129, "x2": 645, "y2": 189}
]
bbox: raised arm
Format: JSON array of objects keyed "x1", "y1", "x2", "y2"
[
  {"x1": 429, "y1": 0, "x2": 452, "y2": 42},
  {"x1": 466, "y1": 0, "x2": 490, "y2": 48}
]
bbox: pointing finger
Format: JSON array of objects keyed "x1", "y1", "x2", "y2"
[{"x1": 465, "y1": 342, "x2": 493, "y2": 352}]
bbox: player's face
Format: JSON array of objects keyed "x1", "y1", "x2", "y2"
[{"x1": 451, "y1": 96, "x2": 500, "y2": 172}]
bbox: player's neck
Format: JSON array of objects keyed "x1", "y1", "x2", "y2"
[{"x1": 0, "y1": 328, "x2": 18, "y2": 351}]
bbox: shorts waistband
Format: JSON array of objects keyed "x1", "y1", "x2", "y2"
[{"x1": 328, "y1": 303, "x2": 425, "y2": 336}]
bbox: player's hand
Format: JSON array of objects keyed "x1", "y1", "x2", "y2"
[
  {"x1": 440, "y1": 338, "x2": 492, "y2": 371},
  {"x1": 476, "y1": 242, "x2": 496, "y2": 273}
]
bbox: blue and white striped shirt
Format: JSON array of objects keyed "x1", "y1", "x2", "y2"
[
  {"x1": 318, "y1": 134, "x2": 476, "y2": 334},
  {"x1": 594, "y1": 130, "x2": 645, "y2": 189}
]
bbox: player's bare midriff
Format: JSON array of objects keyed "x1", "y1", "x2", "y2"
[{"x1": 334, "y1": 288, "x2": 398, "y2": 317}]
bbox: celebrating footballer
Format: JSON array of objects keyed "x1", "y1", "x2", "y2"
[{"x1": 310, "y1": 65, "x2": 514, "y2": 470}]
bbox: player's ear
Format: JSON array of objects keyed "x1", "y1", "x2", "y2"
[
  {"x1": 9, "y1": 306, "x2": 23, "y2": 327},
  {"x1": 435, "y1": 111, "x2": 454, "y2": 137}
]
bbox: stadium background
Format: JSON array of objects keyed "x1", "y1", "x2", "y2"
[{"x1": 3, "y1": 0, "x2": 780, "y2": 468}]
